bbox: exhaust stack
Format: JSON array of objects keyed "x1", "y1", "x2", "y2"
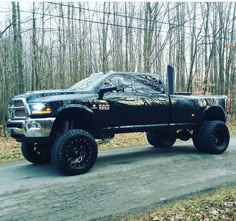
[{"x1": 167, "y1": 64, "x2": 175, "y2": 95}]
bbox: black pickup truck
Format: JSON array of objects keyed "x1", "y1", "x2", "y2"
[{"x1": 7, "y1": 70, "x2": 230, "y2": 175}]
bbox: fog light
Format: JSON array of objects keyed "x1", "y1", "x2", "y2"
[{"x1": 27, "y1": 122, "x2": 41, "y2": 129}]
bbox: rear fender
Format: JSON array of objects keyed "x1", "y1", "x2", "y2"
[{"x1": 202, "y1": 106, "x2": 226, "y2": 123}]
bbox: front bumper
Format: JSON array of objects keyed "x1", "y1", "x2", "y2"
[{"x1": 7, "y1": 118, "x2": 56, "y2": 138}]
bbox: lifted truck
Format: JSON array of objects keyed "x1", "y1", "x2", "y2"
[{"x1": 7, "y1": 69, "x2": 230, "y2": 175}]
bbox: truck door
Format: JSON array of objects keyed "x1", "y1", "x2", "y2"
[
  {"x1": 96, "y1": 74, "x2": 138, "y2": 127},
  {"x1": 134, "y1": 74, "x2": 170, "y2": 125}
]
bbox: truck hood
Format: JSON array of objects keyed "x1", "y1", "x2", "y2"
[{"x1": 13, "y1": 89, "x2": 95, "y2": 103}]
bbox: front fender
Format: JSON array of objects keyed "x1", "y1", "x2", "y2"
[
  {"x1": 50, "y1": 104, "x2": 96, "y2": 137},
  {"x1": 55, "y1": 104, "x2": 94, "y2": 116}
]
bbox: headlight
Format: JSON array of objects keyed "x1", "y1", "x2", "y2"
[{"x1": 30, "y1": 103, "x2": 52, "y2": 115}]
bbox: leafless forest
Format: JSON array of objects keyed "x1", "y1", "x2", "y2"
[{"x1": 0, "y1": 2, "x2": 236, "y2": 128}]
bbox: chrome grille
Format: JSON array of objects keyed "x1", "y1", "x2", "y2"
[
  {"x1": 14, "y1": 100, "x2": 24, "y2": 107},
  {"x1": 8, "y1": 98, "x2": 29, "y2": 119}
]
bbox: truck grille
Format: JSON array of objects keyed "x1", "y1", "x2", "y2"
[{"x1": 8, "y1": 98, "x2": 29, "y2": 120}]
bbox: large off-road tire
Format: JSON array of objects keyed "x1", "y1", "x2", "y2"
[
  {"x1": 21, "y1": 142, "x2": 51, "y2": 164},
  {"x1": 193, "y1": 120, "x2": 230, "y2": 154},
  {"x1": 51, "y1": 129, "x2": 98, "y2": 175},
  {"x1": 146, "y1": 130, "x2": 176, "y2": 148}
]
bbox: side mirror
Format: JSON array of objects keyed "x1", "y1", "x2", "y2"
[
  {"x1": 116, "y1": 77, "x2": 125, "y2": 92},
  {"x1": 98, "y1": 85, "x2": 117, "y2": 99}
]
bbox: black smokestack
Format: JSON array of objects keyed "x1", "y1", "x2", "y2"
[{"x1": 167, "y1": 64, "x2": 175, "y2": 95}]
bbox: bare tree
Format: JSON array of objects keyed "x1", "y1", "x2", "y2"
[
  {"x1": 31, "y1": 2, "x2": 38, "y2": 90},
  {"x1": 2, "y1": 2, "x2": 236, "y2": 129}
]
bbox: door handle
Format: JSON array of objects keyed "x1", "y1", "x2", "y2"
[
  {"x1": 126, "y1": 97, "x2": 135, "y2": 101},
  {"x1": 158, "y1": 98, "x2": 166, "y2": 101}
]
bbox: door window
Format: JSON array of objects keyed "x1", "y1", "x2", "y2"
[
  {"x1": 134, "y1": 74, "x2": 165, "y2": 94},
  {"x1": 103, "y1": 74, "x2": 133, "y2": 93}
]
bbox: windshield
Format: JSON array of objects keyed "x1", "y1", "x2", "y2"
[{"x1": 69, "y1": 73, "x2": 104, "y2": 91}]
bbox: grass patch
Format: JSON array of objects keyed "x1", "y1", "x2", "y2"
[
  {"x1": 229, "y1": 121, "x2": 236, "y2": 135},
  {"x1": 127, "y1": 187, "x2": 236, "y2": 221},
  {"x1": 0, "y1": 137, "x2": 23, "y2": 162}
]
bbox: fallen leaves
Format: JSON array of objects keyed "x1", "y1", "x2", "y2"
[
  {"x1": 98, "y1": 133, "x2": 148, "y2": 151},
  {"x1": 127, "y1": 188, "x2": 236, "y2": 221},
  {"x1": 0, "y1": 137, "x2": 22, "y2": 162}
]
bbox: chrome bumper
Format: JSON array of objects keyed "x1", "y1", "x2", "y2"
[{"x1": 7, "y1": 118, "x2": 56, "y2": 138}]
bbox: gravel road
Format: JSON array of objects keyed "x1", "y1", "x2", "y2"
[{"x1": 1, "y1": 138, "x2": 236, "y2": 221}]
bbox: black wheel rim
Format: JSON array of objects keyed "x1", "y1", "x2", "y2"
[
  {"x1": 211, "y1": 127, "x2": 226, "y2": 149},
  {"x1": 32, "y1": 143, "x2": 42, "y2": 156},
  {"x1": 64, "y1": 136, "x2": 92, "y2": 169},
  {"x1": 32, "y1": 143, "x2": 50, "y2": 158}
]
